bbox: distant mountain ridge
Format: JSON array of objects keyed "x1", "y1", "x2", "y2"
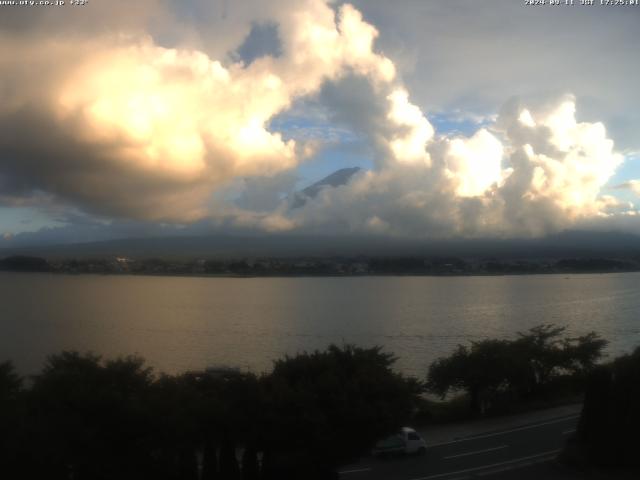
[
  {"x1": 2, "y1": 170, "x2": 640, "y2": 260},
  {"x1": 291, "y1": 167, "x2": 361, "y2": 208},
  {"x1": 1, "y1": 230, "x2": 639, "y2": 261}
]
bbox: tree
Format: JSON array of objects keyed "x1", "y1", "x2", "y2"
[
  {"x1": 0, "y1": 361, "x2": 21, "y2": 400},
  {"x1": 512, "y1": 324, "x2": 569, "y2": 396},
  {"x1": 512, "y1": 325, "x2": 607, "y2": 397},
  {"x1": 0, "y1": 361, "x2": 23, "y2": 477},
  {"x1": 24, "y1": 352, "x2": 157, "y2": 480},
  {"x1": 260, "y1": 344, "x2": 422, "y2": 479},
  {"x1": 147, "y1": 374, "x2": 203, "y2": 480},
  {"x1": 168, "y1": 368, "x2": 263, "y2": 480},
  {"x1": 427, "y1": 340, "x2": 513, "y2": 415},
  {"x1": 561, "y1": 332, "x2": 608, "y2": 377},
  {"x1": 427, "y1": 325, "x2": 608, "y2": 415},
  {"x1": 0, "y1": 255, "x2": 50, "y2": 272},
  {"x1": 568, "y1": 347, "x2": 640, "y2": 468}
]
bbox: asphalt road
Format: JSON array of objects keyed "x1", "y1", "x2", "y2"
[{"x1": 338, "y1": 414, "x2": 579, "y2": 480}]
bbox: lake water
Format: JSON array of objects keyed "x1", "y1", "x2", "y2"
[{"x1": 1, "y1": 272, "x2": 639, "y2": 377}]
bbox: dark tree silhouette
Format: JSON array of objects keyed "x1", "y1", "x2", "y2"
[
  {"x1": 178, "y1": 368, "x2": 262, "y2": 480},
  {"x1": 0, "y1": 361, "x2": 22, "y2": 398},
  {"x1": 260, "y1": 344, "x2": 422, "y2": 479},
  {"x1": 569, "y1": 346, "x2": 640, "y2": 468},
  {"x1": 9, "y1": 335, "x2": 609, "y2": 479},
  {"x1": 240, "y1": 445, "x2": 260, "y2": 480},
  {"x1": 427, "y1": 325, "x2": 607, "y2": 415},
  {"x1": 0, "y1": 361, "x2": 24, "y2": 477},
  {"x1": 23, "y1": 352, "x2": 156, "y2": 480},
  {"x1": 0, "y1": 255, "x2": 50, "y2": 272},
  {"x1": 427, "y1": 340, "x2": 513, "y2": 415}
]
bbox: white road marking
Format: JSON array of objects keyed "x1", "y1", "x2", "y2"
[
  {"x1": 338, "y1": 467, "x2": 372, "y2": 475},
  {"x1": 562, "y1": 429, "x2": 576, "y2": 435},
  {"x1": 428, "y1": 415, "x2": 580, "y2": 447},
  {"x1": 408, "y1": 449, "x2": 561, "y2": 480},
  {"x1": 444, "y1": 445, "x2": 508, "y2": 460}
]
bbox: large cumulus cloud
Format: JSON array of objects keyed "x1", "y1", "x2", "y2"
[
  {"x1": 0, "y1": 0, "x2": 406, "y2": 221},
  {"x1": 282, "y1": 93, "x2": 624, "y2": 237},
  {"x1": 0, "y1": 0, "x2": 633, "y2": 238}
]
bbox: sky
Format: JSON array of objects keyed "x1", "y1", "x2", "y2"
[{"x1": 1, "y1": 0, "x2": 639, "y2": 246}]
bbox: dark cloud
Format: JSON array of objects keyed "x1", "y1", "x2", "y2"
[
  {"x1": 233, "y1": 173, "x2": 299, "y2": 212},
  {"x1": 0, "y1": 105, "x2": 213, "y2": 221},
  {"x1": 233, "y1": 22, "x2": 283, "y2": 65}
]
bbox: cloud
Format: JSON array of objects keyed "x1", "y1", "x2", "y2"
[
  {"x1": 348, "y1": 0, "x2": 640, "y2": 151},
  {"x1": 0, "y1": 0, "x2": 415, "y2": 222},
  {"x1": 286, "y1": 95, "x2": 624, "y2": 238},
  {"x1": 0, "y1": 0, "x2": 635, "y2": 239},
  {"x1": 494, "y1": 97, "x2": 623, "y2": 233},
  {"x1": 612, "y1": 180, "x2": 640, "y2": 197},
  {"x1": 231, "y1": 173, "x2": 299, "y2": 213},
  {"x1": 444, "y1": 129, "x2": 503, "y2": 198},
  {"x1": 0, "y1": 35, "x2": 300, "y2": 221}
]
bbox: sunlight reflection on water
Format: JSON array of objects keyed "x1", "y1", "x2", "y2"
[{"x1": 1, "y1": 272, "x2": 639, "y2": 377}]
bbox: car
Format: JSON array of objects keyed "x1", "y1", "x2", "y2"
[{"x1": 371, "y1": 427, "x2": 427, "y2": 457}]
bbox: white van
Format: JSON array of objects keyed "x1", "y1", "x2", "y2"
[{"x1": 372, "y1": 427, "x2": 427, "y2": 457}]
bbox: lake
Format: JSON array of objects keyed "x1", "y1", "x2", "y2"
[{"x1": 1, "y1": 272, "x2": 639, "y2": 377}]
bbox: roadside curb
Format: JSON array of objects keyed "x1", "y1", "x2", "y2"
[
  {"x1": 419, "y1": 404, "x2": 582, "y2": 447},
  {"x1": 428, "y1": 413, "x2": 580, "y2": 448},
  {"x1": 405, "y1": 450, "x2": 562, "y2": 480}
]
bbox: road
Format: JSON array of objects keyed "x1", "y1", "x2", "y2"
[{"x1": 338, "y1": 414, "x2": 579, "y2": 480}]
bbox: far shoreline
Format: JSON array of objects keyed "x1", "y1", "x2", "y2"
[{"x1": 2, "y1": 268, "x2": 640, "y2": 280}]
